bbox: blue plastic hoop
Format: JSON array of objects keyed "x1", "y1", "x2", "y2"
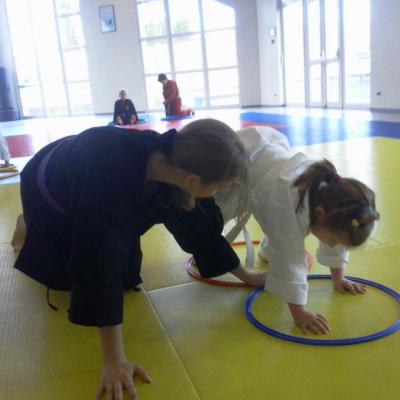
[{"x1": 245, "y1": 275, "x2": 400, "y2": 345}]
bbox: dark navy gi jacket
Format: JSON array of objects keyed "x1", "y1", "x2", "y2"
[{"x1": 15, "y1": 127, "x2": 239, "y2": 327}]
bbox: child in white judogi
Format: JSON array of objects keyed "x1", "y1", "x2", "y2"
[{"x1": 215, "y1": 126, "x2": 379, "y2": 335}]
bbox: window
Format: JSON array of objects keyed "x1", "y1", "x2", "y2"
[
  {"x1": 141, "y1": 38, "x2": 171, "y2": 74},
  {"x1": 5, "y1": 0, "x2": 92, "y2": 117},
  {"x1": 137, "y1": 0, "x2": 167, "y2": 37},
  {"x1": 169, "y1": 0, "x2": 200, "y2": 33},
  {"x1": 137, "y1": 0, "x2": 239, "y2": 110},
  {"x1": 205, "y1": 30, "x2": 237, "y2": 69},
  {"x1": 172, "y1": 34, "x2": 203, "y2": 71}
]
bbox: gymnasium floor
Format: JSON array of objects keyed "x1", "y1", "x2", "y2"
[{"x1": 0, "y1": 107, "x2": 399, "y2": 399}]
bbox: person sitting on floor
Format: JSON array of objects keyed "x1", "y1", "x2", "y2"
[
  {"x1": 157, "y1": 73, "x2": 194, "y2": 117},
  {"x1": 113, "y1": 89, "x2": 138, "y2": 126}
]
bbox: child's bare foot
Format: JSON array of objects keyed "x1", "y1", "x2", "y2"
[{"x1": 11, "y1": 214, "x2": 26, "y2": 252}]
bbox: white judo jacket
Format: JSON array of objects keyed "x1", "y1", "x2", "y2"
[{"x1": 215, "y1": 126, "x2": 349, "y2": 305}]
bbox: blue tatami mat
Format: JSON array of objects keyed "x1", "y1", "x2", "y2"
[{"x1": 241, "y1": 111, "x2": 400, "y2": 145}]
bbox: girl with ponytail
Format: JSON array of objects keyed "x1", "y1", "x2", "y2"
[{"x1": 215, "y1": 126, "x2": 379, "y2": 336}]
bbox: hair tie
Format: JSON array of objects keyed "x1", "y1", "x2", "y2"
[
  {"x1": 361, "y1": 206, "x2": 374, "y2": 215},
  {"x1": 158, "y1": 129, "x2": 177, "y2": 156},
  {"x1": 352, "y1": 207, "x2": 375, "y2": 228}
]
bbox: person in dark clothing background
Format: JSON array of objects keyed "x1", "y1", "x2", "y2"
[
  {"x1": 113, "y1": 89, "x2": 138, "y2": 126},
  {"x1": 157, "y1": 73, "x2": 194, "y2": 117},
  {"x1": 11, "y1": 118, "x2": 266, "y2": 400}
]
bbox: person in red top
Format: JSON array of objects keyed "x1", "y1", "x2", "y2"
[{"x1": 158, "y1": 73, "x2": 194, "y2": 117}]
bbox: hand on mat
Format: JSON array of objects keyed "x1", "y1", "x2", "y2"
[
  {"x1": 96, "y1": 360, "x2": 152, "y2": 400},
  {"x1": 333, "y1": 278, "x2": 366, "y2": 294},
  {"x1": 289, "y1": 305, "x2": 330, "y2": 335}
]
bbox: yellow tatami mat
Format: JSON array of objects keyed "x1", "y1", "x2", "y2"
[
  {"x1": 148, "y1": 272, "x2": 399, "y2": 400},
  {"x1": 0, "y1": 185, "x2": 198, "y2": 400},
  {"x1": 0, "y1": 136, "x2": 399, "y2": 399},
  {"x1": 141, "y1": 225, "x2": 195, "y2": 290},
  {"x1": 0, "y1": 183, "x2": 21, "y2": 243},
  {"x1": 145, "y1": 136, "x2": 400, "y2": 400},
  {"x1": 0, "y1": 242, "x2": 199, "y2": 400}
]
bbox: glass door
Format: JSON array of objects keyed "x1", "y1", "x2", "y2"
[
  {"x1": 282, "y1": 0, "x2": 305, "y2": 105},
  {"x1": 282, "y1": 0, "x2": 370, "y2": 109},
  {"x1": 305, "y1": 0, "x2": 341, "y2": 107},
  {"x1": 343, "y1": 0, "x2": 370, "y2": 106},
  {"x1": 306, "y1": 0, "x2": 323, "y2": 106},
  {"x1": 324, "y1": 0, "x2": 341, "y2": 106},
  {"x1": 282, "y1": 0, "x2": 305, "y2": 106}
]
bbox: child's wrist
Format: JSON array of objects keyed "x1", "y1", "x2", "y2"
[
  {"x1": 288, "y1": 303, "x2": 306, "y2": 316},
  {"x1": 102, "y1": 355, "x2": 127, "y2": 364},
  {"x1": 330, "y1": 267, "x2": 344, "y2": 281}
]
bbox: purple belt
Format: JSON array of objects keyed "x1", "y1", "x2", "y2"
[{"x1": 36, "y1": 139, "x2": 72, "y2": 215}]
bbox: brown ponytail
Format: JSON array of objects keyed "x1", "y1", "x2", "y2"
[{"x1": 294, "y1": 160, "x2": 380, "y2": 246}]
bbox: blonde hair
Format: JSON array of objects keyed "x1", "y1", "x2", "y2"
[{"x1": 167, "y1": 118, "x2": 250, "y2": 220}]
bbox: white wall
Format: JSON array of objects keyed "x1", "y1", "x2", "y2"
[
  {"x1": 80, "y1": 0, "x2": 261, "y2": 114},
  {"x1": 224, "y1": 0, "x2": 261, "y2": 107},
  {"x1": 80, "y1": 0, "x2": 146, "y2": 114},
  {"x1": 370, "y1": 0, "x2": 400, "y2": 110},
  {"x1": 257, "y1": 0, "x2": 283, "y2": 105}
]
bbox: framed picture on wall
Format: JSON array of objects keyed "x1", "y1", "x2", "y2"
[{"x1": 99, "y1": 5, "x2": 116, "y2": 33}]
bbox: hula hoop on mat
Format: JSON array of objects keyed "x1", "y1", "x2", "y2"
[
  {"x1": 245, "y1": 274, "x2": 400, "y2": 345},
  {"x1": 186, "y1": 241, "x2": 313, "y2": 287}
]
